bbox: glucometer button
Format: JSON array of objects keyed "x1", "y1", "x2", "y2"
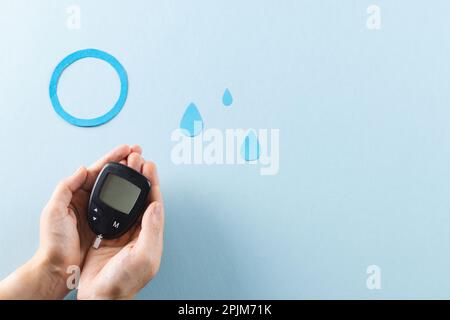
[
  {"x1": 91, "y1": 204, "x2": 104, "y2": 216},
  {"x1": 112, "y1": 219, "x2": 121, "y2": 230},
  {"x1": 93, "y1": 207, "x2": 101, "y2": 215},
  {"x1": 91, "y1": 205, "x2": 102, "y2": 222},
  {"x1": 92, "y1": 214, "x2": 100, "y2": 223}
]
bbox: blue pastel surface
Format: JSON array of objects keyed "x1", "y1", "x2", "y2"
[{"x1": 1, "y1": 0, "x2": 450, "y2": 299}]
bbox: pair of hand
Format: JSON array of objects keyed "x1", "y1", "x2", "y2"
[{"x1": 0, "y1": 145, "x2": 164, "y2": 299}]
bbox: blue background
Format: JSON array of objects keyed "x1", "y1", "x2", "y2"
[{"x1": 1, "y1": 0, "x2": 450, "y2": 299}]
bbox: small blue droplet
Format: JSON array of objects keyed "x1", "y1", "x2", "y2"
[
  {"x1": 222, "y1": 88, "x2": 233, "y2": 107},
  {"x1": 180, "y1": 103, "x2": 204, "y2": 137},
  {"x1": 240, "y1": 131, "x2": 260, "y2": 161}
]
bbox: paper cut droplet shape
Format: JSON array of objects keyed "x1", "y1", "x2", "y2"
[
  {"x1": 222, "y1": 88, "x2": 233, "y2": 107},
  {"x1": 241, "y1": 131, "x2": 260, "y2": 161},
  {"x1": 180, "y1": 103, "x2": 204, "y2": 137}
]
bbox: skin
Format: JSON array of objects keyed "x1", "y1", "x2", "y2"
[{"x1": 0, "y1": 144, "x2": 164, "y2": 300}]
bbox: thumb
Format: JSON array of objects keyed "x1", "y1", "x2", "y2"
[
  {"x1": 49, "y1": 166, "x2": 88, "y2": 208},
  {"x1": 135, "y1": 202, "x2": 164, "y2": 262}
]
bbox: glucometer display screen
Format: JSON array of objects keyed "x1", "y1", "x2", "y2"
[{"x1": 99, "y1": 174, "x2": 141, "y2": 214}]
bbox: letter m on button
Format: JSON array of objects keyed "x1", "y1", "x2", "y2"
[{"x1": 113, "y1": 221, "x2": 120, "y2": 228}]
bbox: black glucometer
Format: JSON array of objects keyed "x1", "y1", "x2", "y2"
[{"x1": 88, "y1": 162, "x2": 150, "y2": 240}]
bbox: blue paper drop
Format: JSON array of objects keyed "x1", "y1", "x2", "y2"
[
  {"x1": 180, "y1": 103, "x2": 204, "y2": 137},
  {"x1": 222, "y1": 88, "x2": 233, "y2": 107},
  {"x1": 240, "y1": 131, "x2": 261, "y2": 161}
]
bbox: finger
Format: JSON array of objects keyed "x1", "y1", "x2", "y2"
[
  {"x1": 135, "y1": 202, "x2": 164, "y2": 262},
  {"x1": 142, "y1": 161, "x2": 163, "y2": 203},
  {"x1": 50, "y1": 166, "x2": 88, "y2": 208},
  {"x1": 131, "y1": 144, "x2": 142, "y2": 155},
  {"x1": 119, "y1": 159, "x2": 127, "y2": 165},
  {"x1": 130, "y1": 223, "x2": 142, "y2": 241},
  {"x1": 89, "y1": 144, "x2": 131, "y2": 173},
  {"x1": 83, "y1": 144, "x2": 132, "y2": 191},
  {"x1": 127, "y1": 152, "x2": 144, "y2": 172}
]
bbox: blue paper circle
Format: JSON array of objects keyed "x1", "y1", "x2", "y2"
[{"x1": 49, "y1": 49, "x2": 128, "y2": 127}]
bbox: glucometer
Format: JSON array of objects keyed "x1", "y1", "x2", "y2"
[{"x1": 88, "y1": 162, "x2": 150, "y2": 247}]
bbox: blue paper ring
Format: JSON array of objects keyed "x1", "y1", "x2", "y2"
[{"x1": 49, "y1": 49, "x2": 128, "y2": 127}]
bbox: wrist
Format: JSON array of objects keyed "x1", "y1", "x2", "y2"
[
  {"x1": 30, "y1": 251, "x2": 70, "y2": 299},
  {"x1": 77, "y1": 286, "x2": 137, "y2": 300},
  {"x1": 78, "y1": 293, "x2": 135, "y2": 300},
  {"x1": 77, "y1": 282, "x2": 137, "y2": 300},
  {"x1": 0, "y1": 251, "x2": 70, "y2": 300}
]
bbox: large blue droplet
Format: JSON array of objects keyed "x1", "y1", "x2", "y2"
[
  {"x1": 222, "y1": 88, "x2": 233, "y2": 107},
  {"x1": 240, "y1": 131, "x2": 260, "y2": 161},
  {"x1": 180, "y1": 103, "x2": 204, "y2": 137}
]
